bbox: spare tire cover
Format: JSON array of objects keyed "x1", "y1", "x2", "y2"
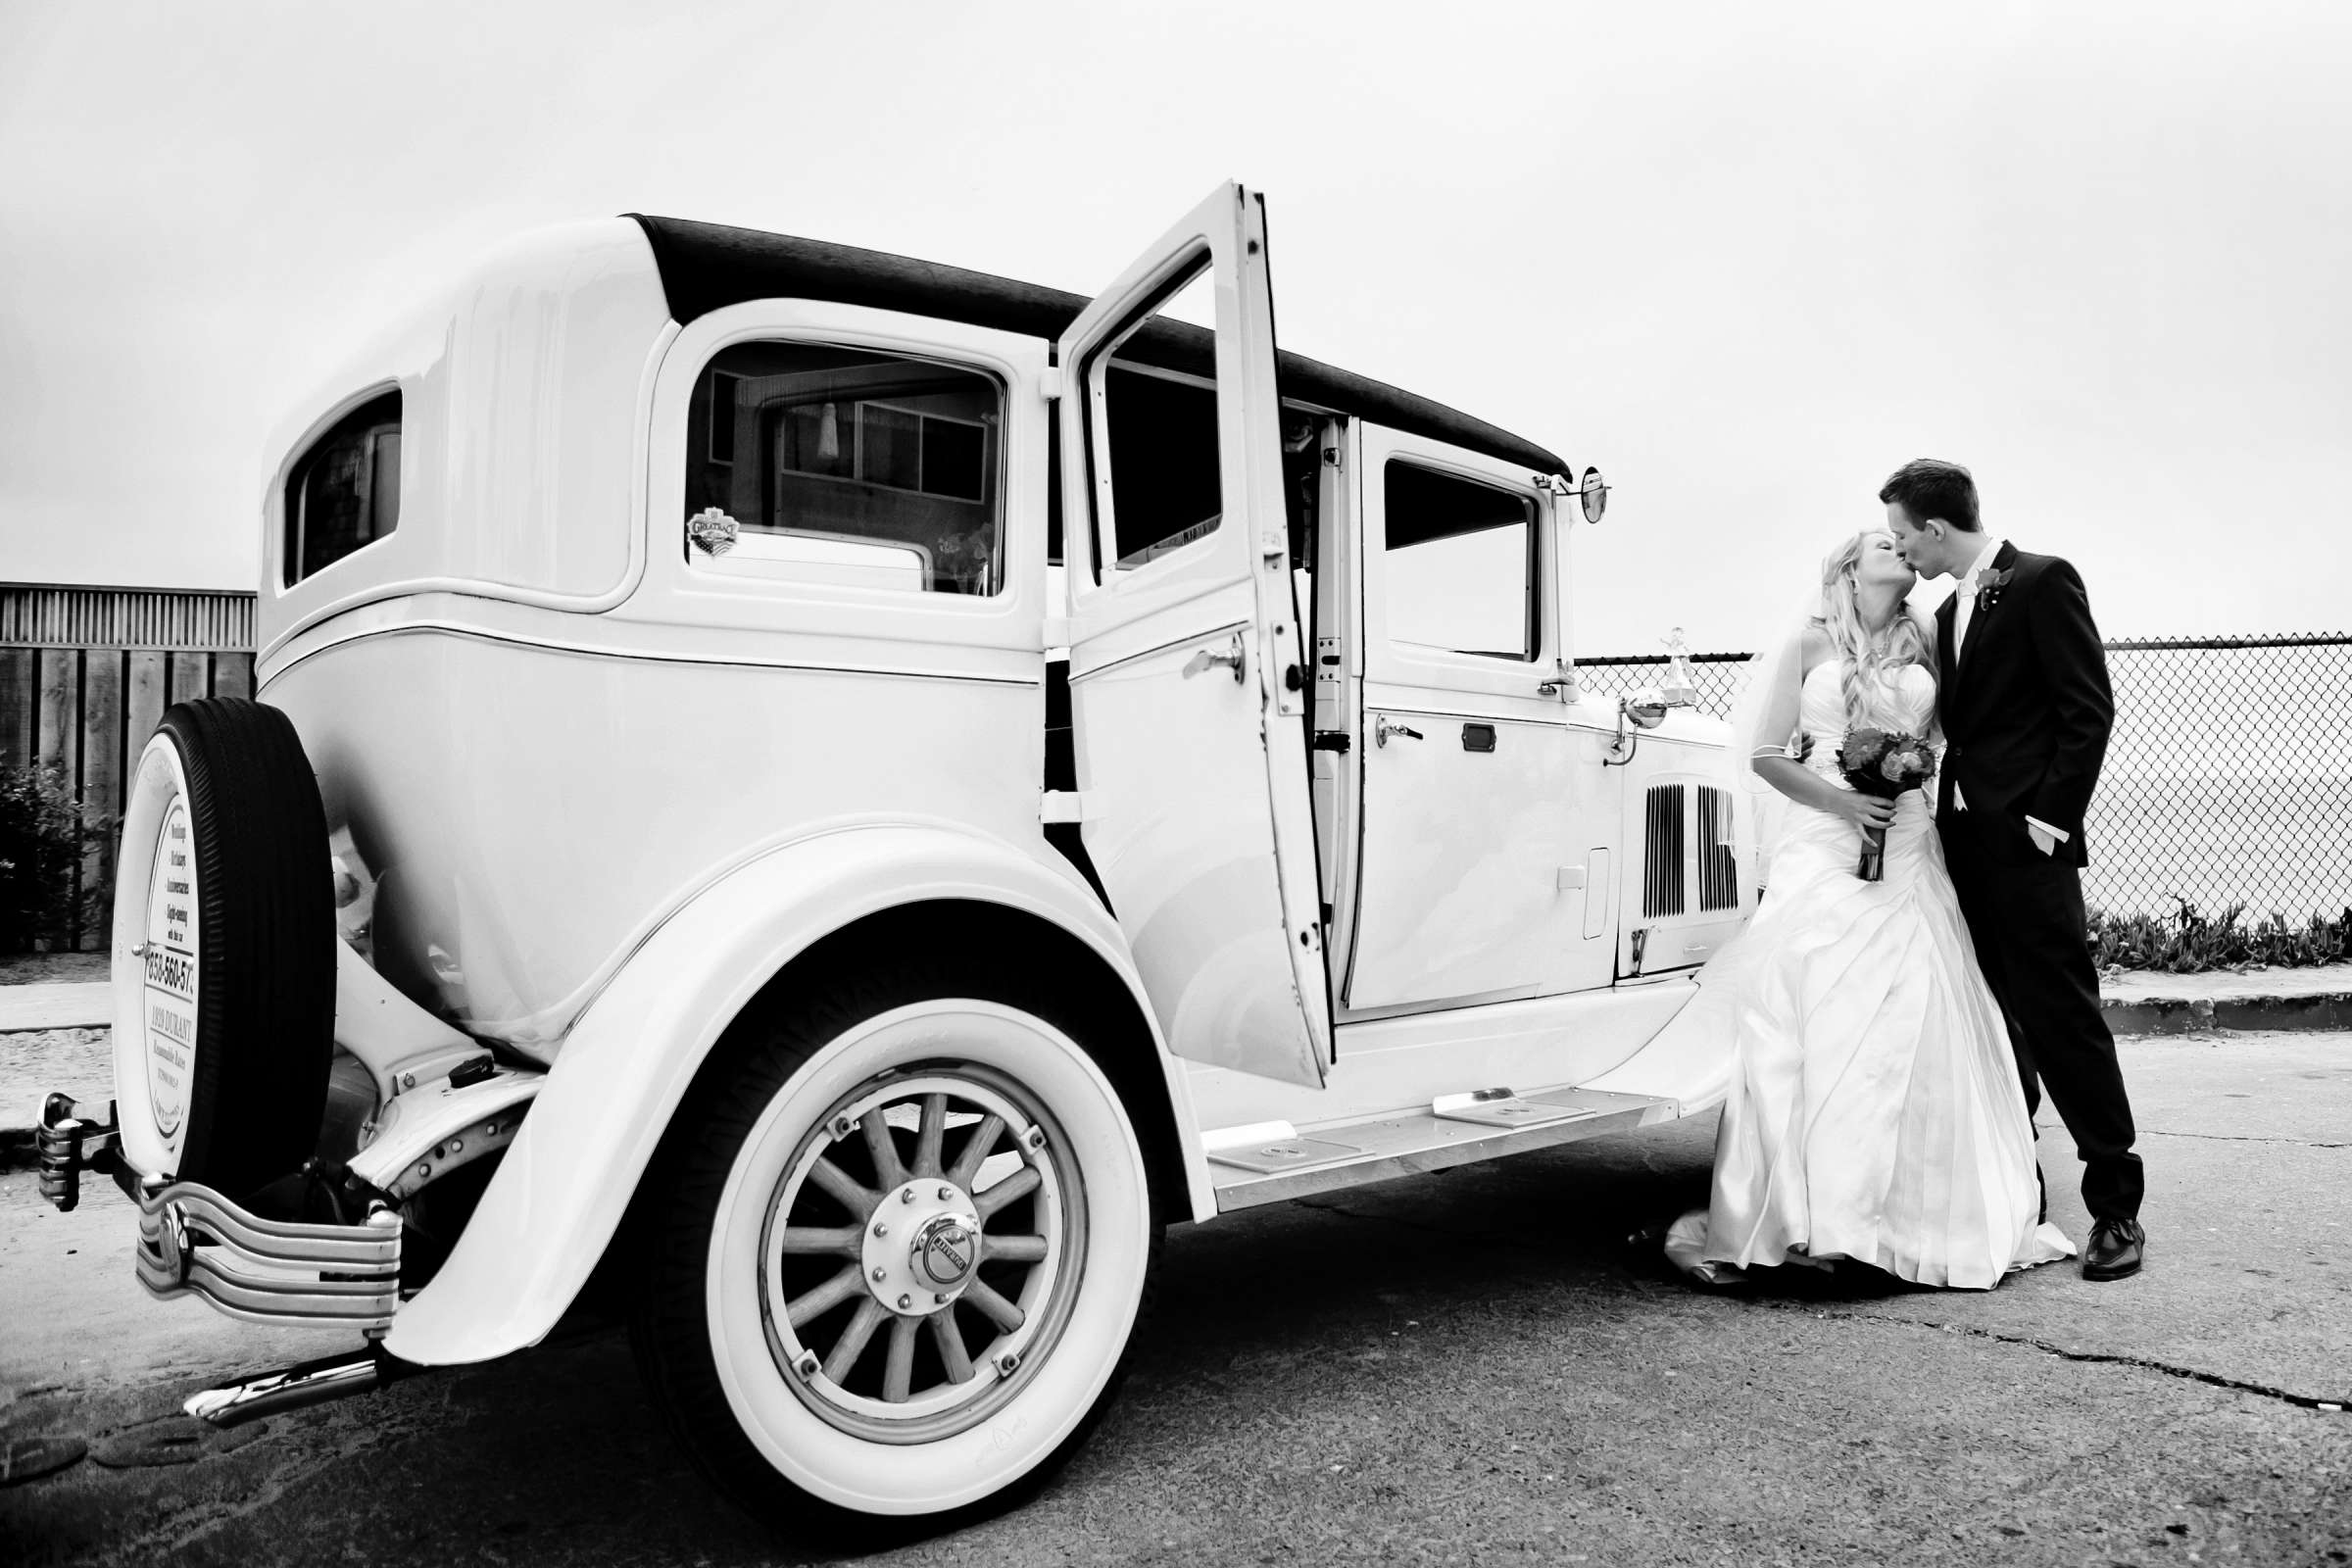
[{"x1": 111, "y1": 698, "x2": 335, "y2": 1202}]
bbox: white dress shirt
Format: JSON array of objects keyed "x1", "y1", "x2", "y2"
[
  {"x1": 1947, "y1": 535, "x2": 2068, "y2": 850},
  {"x1": 1950, "y1": 533, "x2": 2006, "y2": 656}
]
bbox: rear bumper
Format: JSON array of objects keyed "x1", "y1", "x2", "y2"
[
  {"x1": 39, "y1": 1093, "x2": 404, "y2": 1333},
  {"x1": 135, "y1": 1180, "x2": 403, "y2": 1331}
]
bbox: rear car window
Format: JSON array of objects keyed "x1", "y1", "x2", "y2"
[
  {"x1": 687, "y1": 343, "x2": 1004, "y2": 595},
  {"x1": 284, "y1": 391, "x2": 402, "y2": 585}
]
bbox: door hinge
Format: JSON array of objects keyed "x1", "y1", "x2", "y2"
[
  {"x1": 1043, "y1": 614, "x2": 1072, "y2": 648},
  {"x1": 1040, "y1": 789, "x2": 1100, "y2": 824},
  {"x1": 1038, "y1": 368, "x2": 1064, "y2": 402}
]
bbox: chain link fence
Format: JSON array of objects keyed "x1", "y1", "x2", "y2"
[
  {"x1": 1577, "y1": 634, "x2": 2352, "y2": 921},
  {"x1": 1577, "y1": 652, "x2": 1752, "y2": 718}
]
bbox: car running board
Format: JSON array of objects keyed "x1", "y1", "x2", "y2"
[{"x1": 1202, "y1": 1086, "x2": 1678, "y2": 1212}]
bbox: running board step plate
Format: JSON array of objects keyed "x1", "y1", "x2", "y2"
[{"x1": 1208, "y1": 1087, "x2": 1677, "y2": 1212}]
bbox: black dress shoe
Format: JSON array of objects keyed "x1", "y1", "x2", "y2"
[{"x1": 2082, "y1": 1217, "x2": 2145, "y2": 1281}]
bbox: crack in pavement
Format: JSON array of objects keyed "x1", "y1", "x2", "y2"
[
  {"x1": 1764, "y1": 1301, "x2": 2349, "y2": 1413},
  {"x1": 2142, "y1": 1128, "x2": 2352, "y2": 1149},
  {"x1": 1295, "y1": 1196, "x2": 2350, "y2": 1414},
  {"x1": 1293, "y1": 1176, "x2": 2352, "y2": 1426}
]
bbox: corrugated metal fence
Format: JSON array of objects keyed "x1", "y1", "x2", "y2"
[{"x1": 2, "y1": 584, "x2": 258, "y2": 952}]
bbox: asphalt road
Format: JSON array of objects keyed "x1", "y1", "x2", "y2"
[{"x1": 4, "y1": 1031, "x2": 2348, "y2": 1567}]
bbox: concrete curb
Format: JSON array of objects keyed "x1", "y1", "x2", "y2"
[{"x1": 2104, "y1": 991, "x2": 2352, "y2": 1037}]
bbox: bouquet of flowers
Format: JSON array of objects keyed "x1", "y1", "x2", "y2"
[{"x1": 1836, "y1": 728, "x2": 1936, "y2": 881}]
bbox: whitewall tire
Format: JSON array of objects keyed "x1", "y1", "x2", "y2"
[
  {"x1": 631, "y1": 962, "x2": 1161, "y2": 1534},
  {"x1": 109, "y1": 699, "x2": 335, "y2": 1200}
]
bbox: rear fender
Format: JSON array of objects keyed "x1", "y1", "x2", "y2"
[{"x1": 384, "y1": 818, "x2": 1211, "y2": 1367}]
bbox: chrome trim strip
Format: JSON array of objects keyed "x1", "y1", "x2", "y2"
[
  {"x1": 262, "y1": 616, "x2": 1042, "y2": 693},
  {"x1": 1064, "y1": 618, "x2": 1250, "y2": 685}
]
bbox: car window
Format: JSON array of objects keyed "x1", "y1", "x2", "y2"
[
  {"x1": 285, "y1": 391, "x2": 401, "y2": 585},
  {"x1": 1082, "y1": 267, "x2": 1224, "y2": 582},
  {"x1": 687, "y1": 342, "x2": 1004, "y2": 595},
  {"x1": 1383, "y1": 461, "x2": 1537, "y2": 662},
  {"x1": 1100, "y1": 365, "x2": 1219, "y2": 574}
]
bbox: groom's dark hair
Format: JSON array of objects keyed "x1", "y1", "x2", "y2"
[{"x1": 1879, "y1": 459, "x2": 1981, "y2": 532}]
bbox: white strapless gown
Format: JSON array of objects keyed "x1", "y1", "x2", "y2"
[{"x1": 1664, "y1": 662, "x2": 2075, "y2": 1289}]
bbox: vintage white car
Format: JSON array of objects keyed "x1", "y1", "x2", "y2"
[{"x1": 40, "y1": 183, "x2": 1747, "y2": 1533}]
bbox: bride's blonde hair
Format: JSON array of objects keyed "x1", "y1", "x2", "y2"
[{"x1": 1815, "y1": 529, "x2": 1936, "y2": 733}]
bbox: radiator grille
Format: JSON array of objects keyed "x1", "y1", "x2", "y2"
[
  {"x1": 1697, "y1": 786, "x2": 1740, "y2": 911},
  {"x1": 1642, "y1": 783, "x2": 1686, "y2": 918}
]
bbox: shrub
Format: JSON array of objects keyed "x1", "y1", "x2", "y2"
[
  {"x1": 2087, "y1": 898, "x2": 2352, "y2": 973},
  {"x1": 0, "y1": 763, "x2": 107, "y2": 951}
]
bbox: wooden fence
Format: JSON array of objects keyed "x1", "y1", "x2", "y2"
[{"x1": 2, "y1": 585, "x2": 258, "y2": 953}]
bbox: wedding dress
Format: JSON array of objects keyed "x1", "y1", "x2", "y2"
[{"x1": 1663, "y1": 659, "x2": 2076, "y2": 1289}]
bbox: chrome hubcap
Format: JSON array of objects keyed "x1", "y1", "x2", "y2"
[
  {"x1": 909, "y1": 1212, "x2": 977, "y2": 1292},
  {"x1": 757, "y1": 1067, "x2": 1077, "y2": 1439},
  {"x1": 858, "y1": 1183, "x2": 982, "y2": 1314}
]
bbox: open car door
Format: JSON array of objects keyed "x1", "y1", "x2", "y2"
[{"x1": 1056, "y1": 182, "x2": 1329, "y2": 1088}]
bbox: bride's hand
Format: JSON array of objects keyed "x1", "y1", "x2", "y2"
[{"x1": 1829, "y1": 792, "x2": 1896, "y2": 832}]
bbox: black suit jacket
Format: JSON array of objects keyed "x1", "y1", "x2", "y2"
[{"x1": 1935, "y1": 541, "x2": 2113, "y2": 868}]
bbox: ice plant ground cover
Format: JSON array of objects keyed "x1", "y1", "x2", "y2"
[{"x1": 2086, "y1": 900, "x2": 2352, "y2": 974}]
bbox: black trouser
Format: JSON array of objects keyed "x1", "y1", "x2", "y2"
[{"x1": 1940, "y1": 809, "x2": 2145, "y2": 1224}]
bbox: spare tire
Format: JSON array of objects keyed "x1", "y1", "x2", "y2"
[{"x1": 111, "y1": 698, "x2": 336, "y2": 1204}]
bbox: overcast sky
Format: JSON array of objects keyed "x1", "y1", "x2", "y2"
[{"x1": 3, "y1": 0, "x2": 2346, "y2": 653}]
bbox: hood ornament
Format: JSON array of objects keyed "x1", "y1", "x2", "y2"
[{"x1": 1660, "y1": 626, "x2": 1697, "y2": 708}]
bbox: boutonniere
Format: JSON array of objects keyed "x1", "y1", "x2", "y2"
[{"x1": 1975, "y1": 565, "x2": 2014, "y2": 612}]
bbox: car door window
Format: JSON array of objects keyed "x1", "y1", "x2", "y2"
[
  {"x1": 1086, "y1": 269, "x2": 1223, "y2": 581},
  {"x1": 1382, "y1": 461, "x2": 1536, "y2": 662}
]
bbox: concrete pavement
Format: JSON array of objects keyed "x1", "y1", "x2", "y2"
[
  {"x1": 2, "y1": 1030, "x2": 2346, "y2": 1566},
  {"x1": 0, "y1": 986, "x2": 110, "y2": 1033}
]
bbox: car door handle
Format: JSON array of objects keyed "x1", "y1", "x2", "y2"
[
  {"x1": 1374, "y1": 715, "x2": 1423, "y2": 747},
  {"x1": 1181, "y1": 634, "x2": 1246, "y2": 684}
]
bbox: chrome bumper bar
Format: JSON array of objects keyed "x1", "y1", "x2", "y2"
[
  {"x1": 135, "y1": 1178, "x2": 403, "y2": 1331},
  {"x1": 43, "y1": 1090, "x2": 406, "y2": 1331},
  {"x1": 35, "y1": 1093, "x2": 123, "y2": 1212}
]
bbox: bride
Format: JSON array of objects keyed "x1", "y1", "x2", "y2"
[{"x1": 1661, "y1": 527, "x2": 2075, "y2": 1289}]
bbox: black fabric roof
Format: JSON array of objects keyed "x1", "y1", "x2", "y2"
[{"x1": 626, "y1": 215, "x2": 1569, "y2": 477}]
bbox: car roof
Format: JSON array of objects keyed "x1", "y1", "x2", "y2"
[{"x1": 627, "y1": 215, "x2": 1570, "y2": 477}]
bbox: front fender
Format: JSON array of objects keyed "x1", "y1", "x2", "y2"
[{"x1": 384, "y1": 817, "x2": 1210, "y2": 1367}]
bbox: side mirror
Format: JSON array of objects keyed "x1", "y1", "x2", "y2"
[
  {"x1": 1536, "y1": 467, "x2": 1609, "y2": 523},
  {"x1": 1580, "y1": 466, "x2": 1608, "y2": 523}
]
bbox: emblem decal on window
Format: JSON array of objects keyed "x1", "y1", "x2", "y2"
[{"x1": 686, "y1": 508, "x2": 739, "y2": 556}]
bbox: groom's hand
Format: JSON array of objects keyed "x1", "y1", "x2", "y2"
[{"x1": 2027, "y1": 822, "x2": 2058, "y2": 856}]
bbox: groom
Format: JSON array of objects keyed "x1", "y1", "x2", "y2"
[{"x1": 1881, "y1": 459, "x2": 2146, "y2": 1282}]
